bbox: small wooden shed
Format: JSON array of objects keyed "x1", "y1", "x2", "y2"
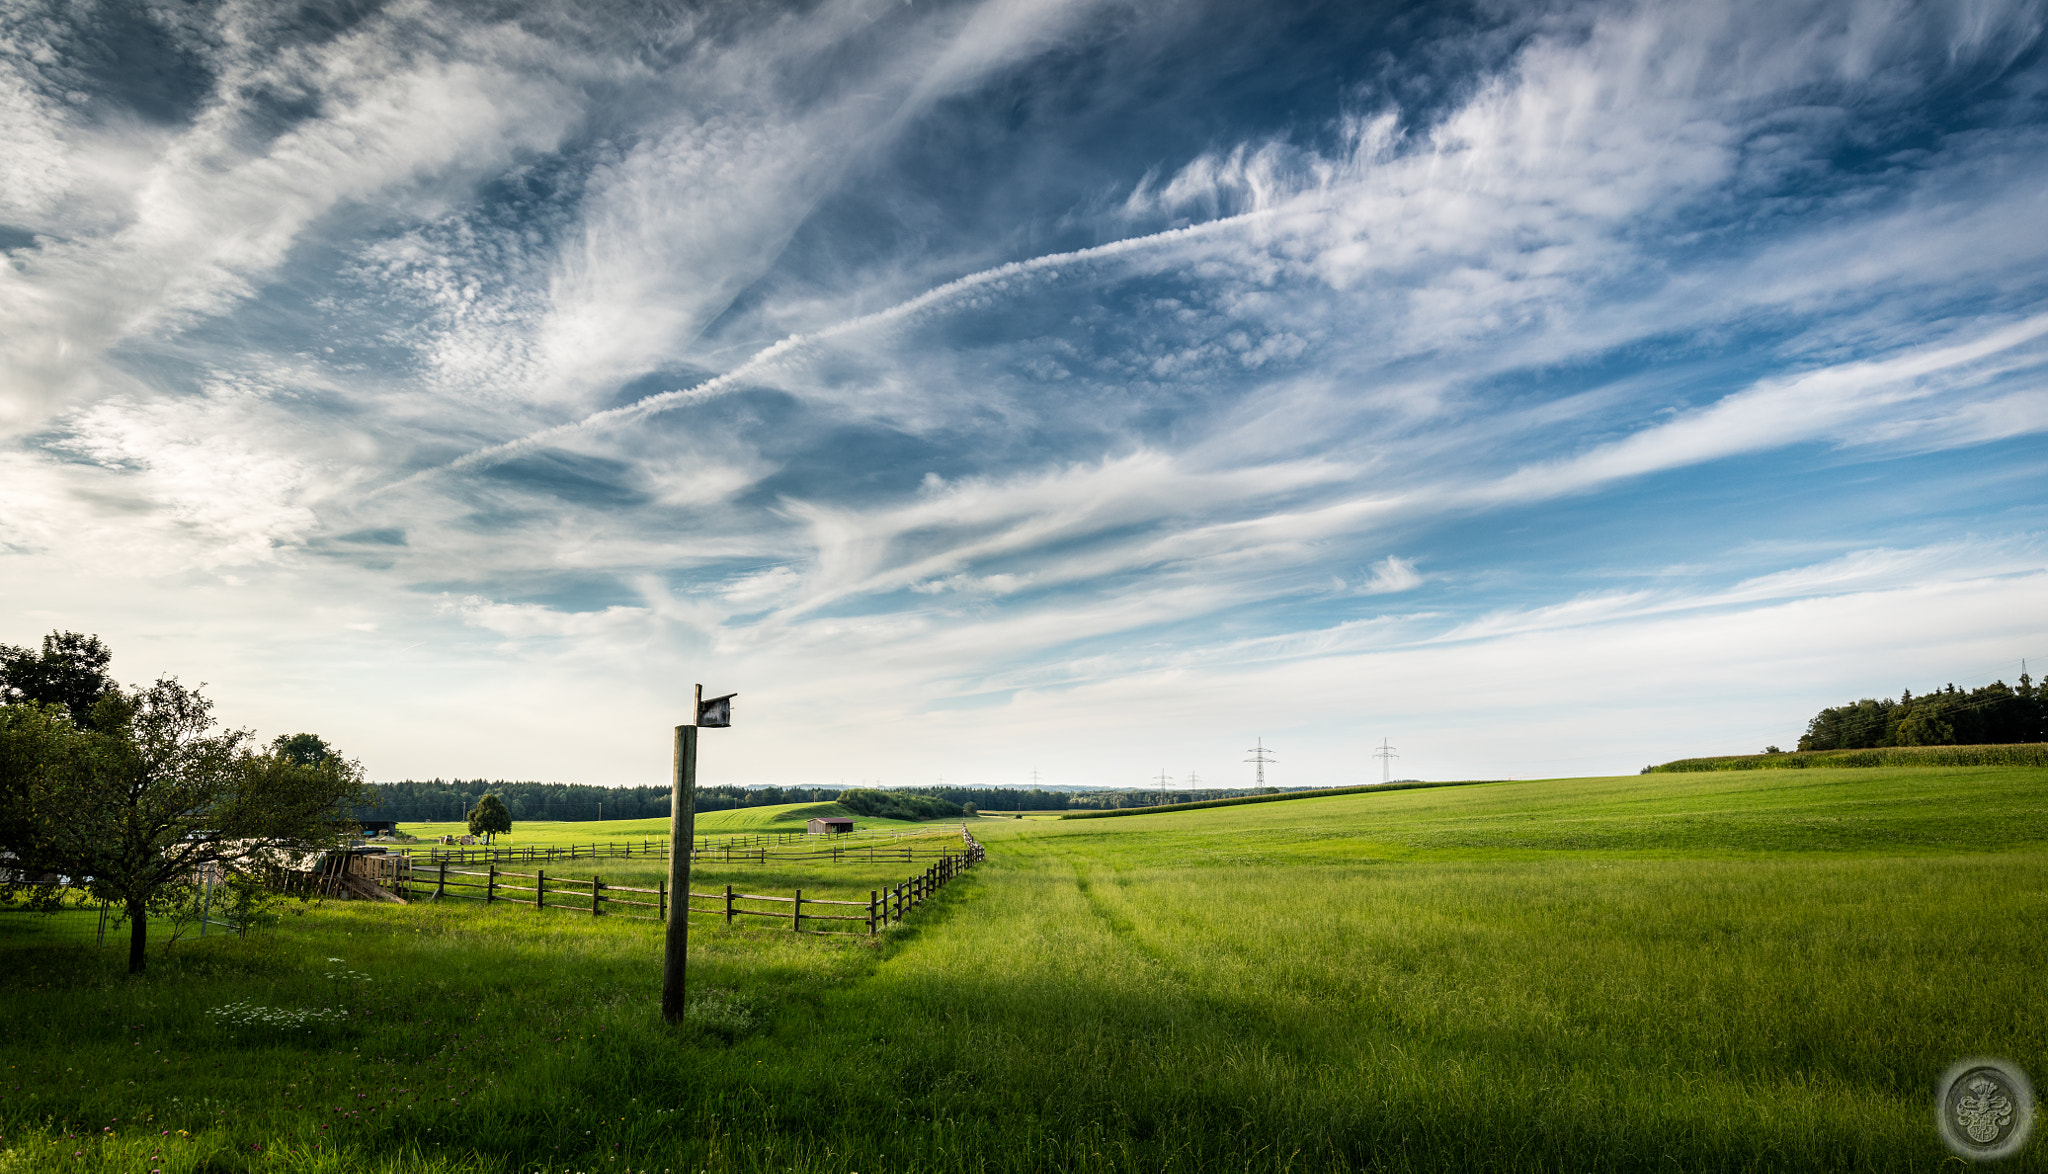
[{"x1": 806, "y1": 817, "x2": 855, "y2": 834}]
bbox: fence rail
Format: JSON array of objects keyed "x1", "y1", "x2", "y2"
[
  {"x1": 399, "y1": 826, "x2": 987, "y2": 934},
  {"x1": 397, "y1": 827, "x2": 954, "y2": 868}
]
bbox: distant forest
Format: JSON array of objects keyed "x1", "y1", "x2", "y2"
[
  {"x1": 358, "y1": 780, "x2": 1324, "y2": 822},
  {"x1": 1798, "y1": 674, "x2": 2045, "y2": 751}
]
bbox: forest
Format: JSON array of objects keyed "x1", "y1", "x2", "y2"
[{"x1": 1797, "y1": 674, "x2": 2045, "y2": 750}]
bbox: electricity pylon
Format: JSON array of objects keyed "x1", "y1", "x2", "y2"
[
  {"x1": 1373, "y1": 738, "x2": 1399, "y2": 784},
  {"x1": 1245, "y1": 738, "x2": 1277, "y2": 792}
]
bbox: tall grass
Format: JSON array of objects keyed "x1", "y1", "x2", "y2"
[{"x1": 4, "y1": 766, "x2": 2045, "y2": 1172}]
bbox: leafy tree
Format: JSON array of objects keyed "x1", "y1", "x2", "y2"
[
  {"x1": 270, "y1": 733, "x2": 335, "y2": 767},
  {"x1": 1798, "y1": 676, "x2": 2044, "y2": 750},
  {"x1": 468, "y1": 793, "x2": 512, "y2": 843},
  {"x1": 0, "y1": 631, "x2": 115, "y2": 726},
  {"x1": 0, "y1": 702, "x2": 95, "y2": 901},
  {"x1": 1, "y1": 678, "x2": 367, "y2": 974}
]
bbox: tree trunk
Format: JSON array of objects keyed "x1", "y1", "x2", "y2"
[{"x1": 127, "y1": 899, "x2": 149, "y2": 975}]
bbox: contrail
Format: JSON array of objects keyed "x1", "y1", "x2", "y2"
[{"x1": 373, "y1": 207, "x2": 1280, "y2": 494}]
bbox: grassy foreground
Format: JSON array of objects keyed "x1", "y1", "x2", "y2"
[{"x1": 4, "y1": 766, "x2": 2045, "y2": 1172}]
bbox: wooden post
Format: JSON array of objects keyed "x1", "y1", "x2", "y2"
[
  {"x1": 592, "y1": 874, "x2": 602, "y2": 916},
  {"x1": 868, "y1": 890, "x2": 877, "y2": 935},
  {"x1": 661, "y1": 717, "x2": 698, "y2": 1024},
  {"x1": 793, "y1": 888, "x2": 802, "y2": 933},
  {"x1": 487, "y1": 863, "x2": 497, "y2": 904},
  {"x1": 435, "y1": 860, "x2": 447, "y2": 900},
  {"x1": 658, "y1": 878, "x2": 666, "y2": 923},
  {"x1": 724, "y1": 884, "x2": 734, "y2": 927},
  {"x1": 537, "y1": 869, "x2": 546, "y2": 910}
]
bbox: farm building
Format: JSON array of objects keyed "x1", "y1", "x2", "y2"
[
  {"x1": 807, "y1": 816, "x2": 854, "y2": 834},
  {"x1": 358, "y1": 819, "x2": 398, "y2": 838}
]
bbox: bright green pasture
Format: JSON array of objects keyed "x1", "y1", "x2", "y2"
[
  {"x1": 3, "y1": 766, "x2": 2044, "y2": 1172},
  {"x1": 398, "y1": 802, "x2": 932, "y2": 844}
]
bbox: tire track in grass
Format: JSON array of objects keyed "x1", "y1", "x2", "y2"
[{"x1": 1053, "y1": 838, "x2": 1196, "y2": 984}]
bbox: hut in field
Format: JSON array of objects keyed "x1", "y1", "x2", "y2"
[{"x1": 806, "y1": 816, "x2": 854, "y2": 834}]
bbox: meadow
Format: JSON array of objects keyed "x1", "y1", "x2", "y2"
[{"x1": 3, "y1": 765, "x2": 2045, "y2": 1172}]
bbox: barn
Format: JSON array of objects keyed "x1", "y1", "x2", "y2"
[{"x1": 806, "y1": 817, "x2": 855, "y2": 834}]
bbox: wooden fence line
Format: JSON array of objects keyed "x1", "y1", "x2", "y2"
[
  {"x1": 399, "y1": 828, "x2": 953, "y2": 869},
  {"x1": 401, "y1": 826, "x2": 987, "y2": 935}
]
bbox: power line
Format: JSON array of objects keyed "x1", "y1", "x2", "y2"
[
  {"x1": 1245, "y1": 738, "x2": 1277, "y2": 792},
  {"x1": 1155, "y1": 767, "x2": 1172, "y2": 806},
  {"x1": 1373, "y1": 738, "x2": 1399, "y2": 784}
]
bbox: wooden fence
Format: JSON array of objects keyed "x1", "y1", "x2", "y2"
[
  {"x1": 406, "y1": 827, "x2": 949, "y2": 868},
  {"x1": 402, "y1": 829, "x2": 986, "y2": 934}
]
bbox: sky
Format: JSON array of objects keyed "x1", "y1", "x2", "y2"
[{"x1": 2, "y1": 0, "x2": 2046, "y2": 790}]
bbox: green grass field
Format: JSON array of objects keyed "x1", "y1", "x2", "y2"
[
  {"x1": 397, "y1": 801, "x2": 938, "y2": 844},
  {"x1": 4, "y1": 765, "x2": 2045, "y2": 1172}
]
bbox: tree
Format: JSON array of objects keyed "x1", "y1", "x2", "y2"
[
  {"x1": 1, "y1": 677, "x2": 367, "y2": 974},
  {"x1": 270, "y1": 733, "x2": 335, "y2": 767},
  {"x1": 0, "y1": 702, "x2": 94, "y2": 898},
  {"x1": 0, "y1": 631, "x2": 115, "y2": 726},
  {"x1": 468, "y1": 793, "x2": 512, "y2": 843}
]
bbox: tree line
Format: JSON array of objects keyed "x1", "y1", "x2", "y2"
[
  {"x1": 1797, "y1": 673, "x2": 2045, "y2": 751},
  {"x1": 1, "y1": 631, "x2": 366, "y2": 974},
  {"x1": 361, "y1": 779, "x2": 1329, "y2": 821},
  {"x1": 360, "y1": 780, "x2": 850, "y2": 822}
]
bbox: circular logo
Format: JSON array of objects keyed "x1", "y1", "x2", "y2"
[{"x1": 1937, "y1": 1058, "x2": 2034, "y2": 1162}]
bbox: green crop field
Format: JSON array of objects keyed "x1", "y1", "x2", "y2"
[
  {"x1": 396, "y1": 801, "x2": 938, "y2": 845},
  {"x1": 4, "y1": 765, "x2": 2045, "y2": 1172}
]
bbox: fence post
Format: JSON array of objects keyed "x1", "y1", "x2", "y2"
[
  {"x1": 793, "y1": 888, "x2": 802, "y2": 933},
  {"x1": 724, "y1": 884, "x2": 734, "y2": 926},
  {"x1": 868, "y1": 890, "x2": 877, "y2": 935},
  {"x1": 592, "y1": 874, "x2": 602, "y2": 916},
  {"x1": 658, "y1": 878, "x2": 666, "y2": 924},
  {"x1": 537, "y1": 869, "x2": 546, "y2": 911},
  {"x1": 436, "y1": 860, "x2": 448, "y2": 900},
  {"x1": 487, "y1": 863, "x2": 497, "y2": 904}
]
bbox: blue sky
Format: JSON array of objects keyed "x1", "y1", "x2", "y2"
[{"x1": 2, "y1": 0, "x2": 2045, "y2": 788}]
